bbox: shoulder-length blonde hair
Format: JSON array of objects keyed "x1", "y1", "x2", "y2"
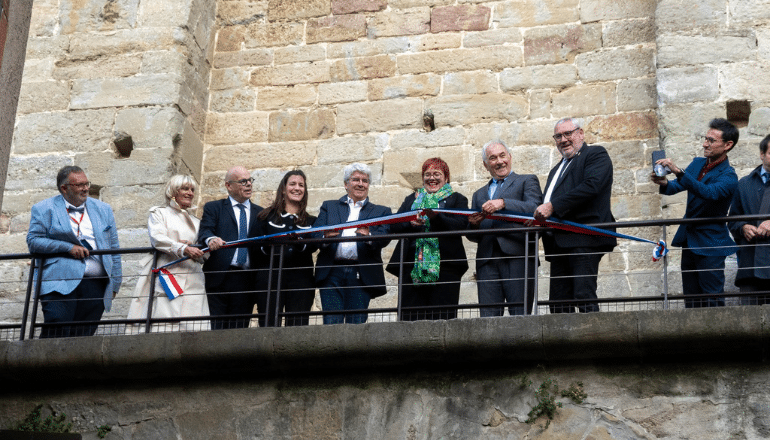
[{"x1": 164, "y1": 175, "x2": 198, "y2": 204}]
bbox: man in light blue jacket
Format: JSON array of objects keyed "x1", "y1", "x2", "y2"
[{"x1": 27, "y1": 166, "x2": 122, "y2": 337}]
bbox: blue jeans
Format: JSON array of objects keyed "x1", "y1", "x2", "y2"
[{"x1": 320, "y1": 265, "x2": 370, "y2": 324}]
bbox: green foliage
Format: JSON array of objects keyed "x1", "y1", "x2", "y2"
[
  {"x1": 12, "y1": 404, "x2": 73, "y2": 433},
  {"x1": 97, "y1": 424, "x2": 112, "y2": 438},
  {"x1": 517, "y1": 374, "x2": 532, "y2": 390},
  {"x1": 561, "y1": 381, "x2": 587, "y2": 404}
]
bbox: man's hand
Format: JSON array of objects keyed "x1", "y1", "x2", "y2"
[
  {"x1": 324, "y1": 230, "x2": 340, "y2": 238},
  {"x1": 481, "y1": 199, "x2": 504, "y2": 215},
  {"x1": 184, "y1": 245, "x2": 204, "y2": 259},
  {"x1": 68, "y1": 245, "x2": 89, "y2": 259},
  {"x1": 655, "y1": 158, "x2": 682, "y2": 175},
  {"x1": 355, "y1": 227, "x2": 370, "y2": 236},
  {"x1": 533, "y1": 202, "x2": 554, "y2": 222},
  {"x1": 650, "y1": 171, "x2": 668, "y2": 186},
  {"x1": 468, "y1": 212, "x2": 485, "y2": 227},
  {"x1": 208, "y1": 237, "x2": 225, "y2": 251},
  {"x1": 757, "y1": 220, "x2": 770, "y2": 238},
  {"x1": 743, "y1": 224, "x2": 760, "y2": 242}
]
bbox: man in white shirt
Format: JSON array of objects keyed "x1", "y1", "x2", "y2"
[
  {"x1": 27, "y1": 166, "x2": 122, "y2": 337},
  {"x1": 198, "y1": 166, "x2": 263, "y2": 329},
  {"x1": 314, "y1": 163, "x2": 392, "y2": 324}
]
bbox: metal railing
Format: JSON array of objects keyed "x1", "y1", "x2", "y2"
[{"x1": 1, "y1": 214, "x2": 769, "y2": 340}]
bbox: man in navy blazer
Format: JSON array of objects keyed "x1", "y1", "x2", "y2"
[
  {"x1": 198, "y1": 166, "x2": 263, "y2": 329},
  {"x1": 27, "y1": 166, "x2": 122, "y2": 338},
  {"x1": 653, "y1": 118, "x2": 739, "y2": 308},
  {"x1": 469, "y1": 140, "x2": 543, "y2": 317},
  {"x1": 534, "y1": 118, "x2": 617, "y2": 313},
  {"x1": 729, "y1": 134, "x2": 770, "y2": 305},
  {"x1": 315, "y1": 163, "x2": 391, "y2": 324}
]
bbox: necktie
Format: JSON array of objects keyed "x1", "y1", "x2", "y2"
[
  {"x1": 236, "y1": 204, "x2": 247, "y2": 266},
  {"x1": 67, "y1": 207, "x2": 84, "y2": 214},
  {"x1": 491, "y1": 179, "x2": 505, "y2": 199},
  {"x1": 764, "y1": 174, "x2": 770, "y2": 186}
]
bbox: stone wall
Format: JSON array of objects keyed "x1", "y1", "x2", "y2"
[{"x1": 1, "y1": 0, "x2": 770, "y2": 323}]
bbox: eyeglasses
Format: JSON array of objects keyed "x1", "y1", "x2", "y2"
[
  {"x1": 348, "y1": 177, "x2": 369, "y2": 184},
  {"x1": 553, "y1": 128, "x2": 579, "y2": 141},
  {"x1": 228, "y1": 178, "x2": 254, "y2": 187},
  {"x1": 423, "y1": 172, "x2": 444, "y2": 179},
  {"x1": 702, "y1": 136, "x2": 723, "y2": 145},
  {"x1": 64, "y1": 182, "x2": 91, "y2": 190}
]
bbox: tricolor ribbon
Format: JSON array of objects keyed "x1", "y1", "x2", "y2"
[
  {"x1": 157, "y1": 268, "x2": 184, "y2": 300},
  {"x1": 152, "y1": 209, "x2": 668, "y2": 272}
]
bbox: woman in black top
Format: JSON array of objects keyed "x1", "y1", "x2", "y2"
[
  {"x1": 254, "y1": 170, "x2": 317, "y2": 326},
  {"x1": 386, "y1": 158, "x2": 469, "y2": 320}
]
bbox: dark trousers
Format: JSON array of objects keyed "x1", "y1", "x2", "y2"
[
  {"x1": 206, "y1": 267, "x2": 256, "y2": 330},
  {"x1": 548, "y1": 248, "x2": 603, "y2": 313},
  {"x1": 739, "y1": 279, "x2": 770, "y2": 305},
  {"x1": 681, "y1": 249, "x2": 725, "y2": 308},
  {"x1": 477, "y1": 246, "x2": 536, "y2": 317},
  {"x1": 400, "y1": 270, "x2": 461, "y2": 321},
  {"x1": 39, "y1": 277, "x2": 107, "y2": 338},
  {"x1": 319, "y1": 264, "x2": 370, "y2": 325},
  {"x1": 256, "y1": 268, "x2": 315, "y2": 327}
]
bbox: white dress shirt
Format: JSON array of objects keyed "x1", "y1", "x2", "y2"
[
  {"x1": 65, "y1": 200, "x2": 105, "y2": 276},
  {"x1": 336, "y1": 197, "x2": 366, "y2": 260}
]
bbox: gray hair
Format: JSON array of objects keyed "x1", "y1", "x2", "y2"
[
  {"x1": 343, "y1": 163, "x2": 372, "y2": 184},
  {"x1": 554, "y1": 118, "x2": 583, "y2": 130},
  {"x1": 164, "y1": 174, "x2": 198, "y2": 204},
  {"x1": 56, "y1": 165, "x2": 85, "y2": 193},
  {"x1": 481, "y1": 140, "x2": 511, "y2": 165}
]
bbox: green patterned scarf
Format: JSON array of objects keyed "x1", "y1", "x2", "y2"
[{"x1": 410, "y1": 183, "x2": 453, "y2": 283}]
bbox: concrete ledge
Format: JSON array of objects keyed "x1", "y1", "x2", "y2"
[{"x1": 1, "y1": 307, "x2": 768, "y2": 387}]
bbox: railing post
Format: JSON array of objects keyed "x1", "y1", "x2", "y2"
[
  {"x1": 143, "y1": 250, "x2": 161, "y2": 333},
  {"x1": 273, "y1": 244, "x2": 286, "y2": 327},
  {"x1": 19, "y1": 258, "x2": 38, "y2": 341},
  {"x1": 533, "y1": 231, "x2": 540, "y2": 316},
  {"x1": 662, "y1": 224, "x2": 669, "y2": 310},
  {"x1": 523, "y1": 231, "x2": 530, "y2": 315},
  {"x1": 265, "y1": 244, "x2": 276, "y2": 327},
  {"x1": 397, "y1": 238, "x2": 405, "y2": 321},
  {"x1": 29, "y1": 256, "x2": 45, "y2": 339}
]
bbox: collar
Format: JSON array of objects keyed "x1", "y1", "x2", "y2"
[
  {"x1": 64, "y1": 200, "x2": 86, "y2": 211},
  {"x1": 345, "y1": 196, "x2": 367, "y2": 208},
  {"x1": 229, "y1": 196, "x2": 251, "y2": 209}
]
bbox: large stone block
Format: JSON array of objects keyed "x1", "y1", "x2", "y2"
[
  {"x1": 16, "y1": 81, "x2": 70, "y2": 114},
  {"x1": 657, "y1": 103, "x2": 726, "y2": 142},
  {"x1": 140, "y1": 50, "x2": 187, "y2": 76},
  {"x1": 551, "y1": 83, "x2": 617, "y2": 118},
  {"x1": 337, "y1": 99, "x2": 423, "y2": 134},
  {"x1": 500, "y1": 64, "x2": 577, "y2": 92},
  {"x1": 383, "y1": 145, "x2": 473, "y2": 186},
  {"x1": 330, "y1": 54, "x2": 396, "y2": 82},
  {"x1": 618, "y1": 78, "x2": 657, "y2": 112},
  {"x1": 658, "y1": 35, "x2": 756, "y2": 68},
  {"x1": 466, "y1": 120, "x2": 557, "y2": 151},
  {"x1": 216, "y1": 1, "x2": 268, "y2": 25},
  {"x1": 70, "y1": 75, "x2": 182, "y2": 109},
  {"x1": 721, "y1": 62, "x2": 770, "y2": 101},
  {"x1": 20, "y1": 58, "x2": 54, "y2": 83},
  {"x1": 430, "y1": 5, "x2": 490, "y2": 33},
  {"x1": 333, "y1": 0, "x2": 386, "y2": 14},
  {"x1": 268, "y1": 109, "x2": 335, "y2": 142},
  {"x1": 367, "y1": 73, "x2": 440, "y2": 100},
  {"x1": 529, "y1": 89, "x2": 551, "y2": 120},
  {"x1": 316, "y1": 135, "x2": 387, "y2": 165},
  {"x1": 204, "y1": 142, "x2": 317, "y2": 171},
  {"x1": 412, "y1": 33, "x2": 462, "y2": 51},
  {"x1": 318, "y1": 81, "x2": 368, "y2": 104},
  {"x1": 463, "y1": 27, "x2": 522, "y2": 48},
  {"x1": 390, "y1": 126, "x2": 465, "y2": 150},
  {"x1": 748, "y1": 107, "x2": 770, "y2": 137},
  {"x1": 397, "y1": 46, "x2": 523, "y2": 75},
  {"x1": 494, "y1": 0, "x2": 578, "y2": 28},
  {"x1": 602, "y1": 18, "x2": 655, "y2": 47},
  {"x1": 603, "y1": 140, "x2": 647, "y2": 170},
  {"x1": 177, "y1": 119, "x2": 204, "y2": 182},
  {"x1": 576, "y1": 47, "x2": 654, "y2": 82},
  {"x1": 256, "y1": 85, "x2": 317, "y2": 111},
  {"x1": 250, "y1": 62, "x2": 331, "y2": 86},
  {"x1": 68, "y1": 28, "x2": 175, "y2": 59},
  {"x1": 442, "y1": 71, "x2": 497, "y2": 95},
  {"x1": 59, "y1": 0, "x2": 139, "y2": 34},
  {"x1": 268, "y1": 0, "x2": 329, "y2": 21},
  {"x1": 523, "y1": 24, "x2": 602, "y2": 66},
  {"x1": 101, "y1": 185, "x2": 165, "y2": 228},
  {"x1": 657, "y1": 66, "x2": 718, "y2": 105},
  {"x1": 210, "y1": 89, "x2": 257, "y2": 112},
  {"x1": 389, "y1": 0, "x2": 453, "y2": 7},
  {"x1": 114, "y1": 107, "x2": 185, "y2": 149},
  {"x1": 25, "y1": 35, "x2": 70, "y2": 60},
  {"x1": 580, "y1": 0, "x2": 656, "y2": 23},
  {"x1": 307, "y1": 14, "x2": 367, "y2": 43},
  {"x1": 367, "y1": 7, "x2": 430, "y2": 38},
  {"x1": 52, "y1": 54, "x2": 141, "y2": 80},
  {"x1": 213, "y1": 49, "x2": 273, "y2": 69},
  {"x1": 656, "y1": 0, "x2": 726, "y2": 33},
  {"x1": 216, "y1": 25, "x2": 246, "y2": 52},
  {"x1": 76, "y1": 148, "x2": 174, "y2": 187},
  {"x1": 12, "y1": 109, "x2": 116, "y2": 154},
  {"x1": 612, "y1": 194, "x2": 663, "y2": 220},
  {"x1": 327, "y1": 37, "x2": 410, "y2": 59},
  {"x1": 274, "y1": 45, "x2": 326, "y2": 65},
  {"x1": 759, "y1": 28, "x2": 770, "y2": 61},
  {"x1": 426, "y1": 94, "x2": 528, "y2": 127},
  {"x1": 205, "y1": 111, "x2": 269, "y2": 145},
  {"x1": 243, "y1": 22, "x2": 304, "y2": 48},
  {"x1": 4, "y1": 156, "x2": 73, "y2": 192},
  {"x1": 584, "y1": 112, "x2": 658, "y2": 142},
  {"x1": 0, "y1": 191, "x2": 51, "y2": 217},
  {"x1": 210, "y1": 67, "x2": 251, "y2": 90},
  {"x1": 29, "y1": 0, "x2": 59, "y2": 37}
]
